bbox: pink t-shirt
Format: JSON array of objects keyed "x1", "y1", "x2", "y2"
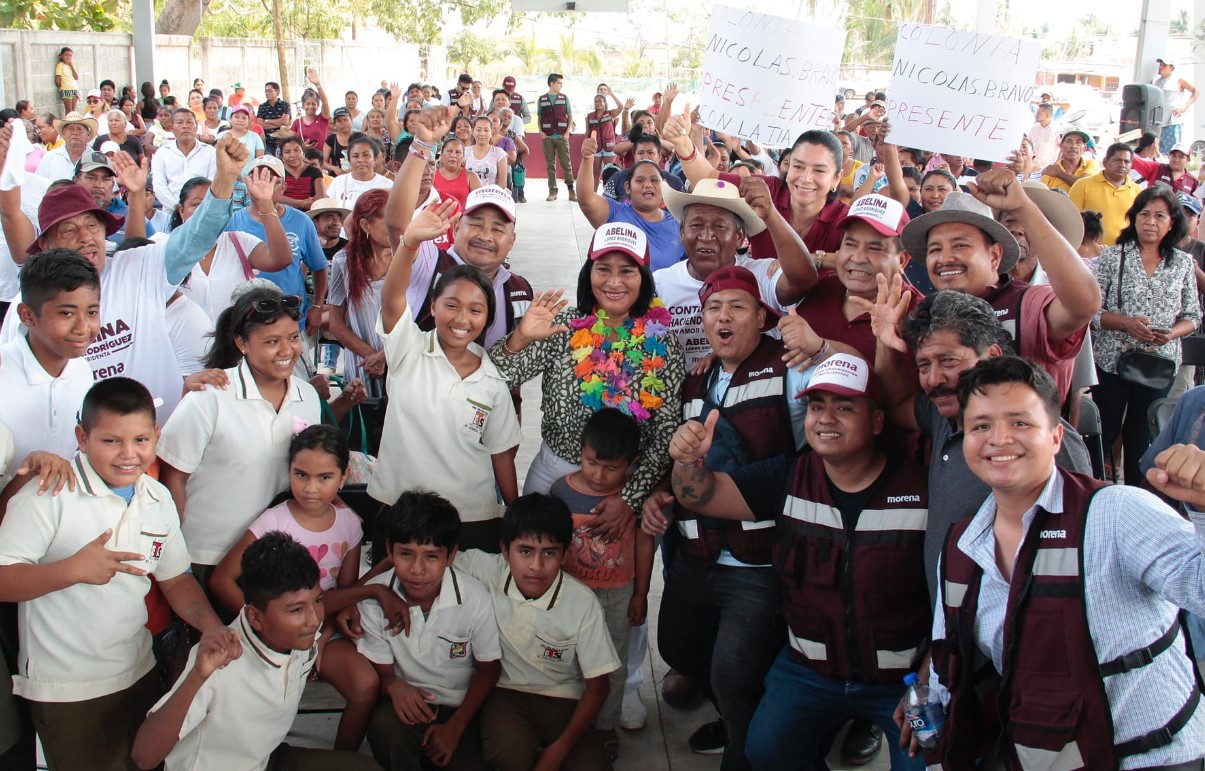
[
  {"x1": 1018, "y1": 283, "x2": 1086, "y2": 403},
  {"x1": 249, "y1": 501, "x2": 363, "y2": 590}
]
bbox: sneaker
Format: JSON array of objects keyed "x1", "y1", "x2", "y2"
[
  {"x1": 619, "y1": 686, "x2": 647, "y2": 730},
  {"x1": 567, "y1": 188, "x2": 578, "y2": 202},
  {"x1": 688, "y1": 720, "x2": 726, "y2": 755},
  {"x1": 546, "y1": 192, "x2": 557, "y2": 201}
]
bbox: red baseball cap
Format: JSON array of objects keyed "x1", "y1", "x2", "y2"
[
  {"x1": 588, "y1": 222, "x2": 650, "y2": 267},
  {"x1": 503, "y1": 76, "x2": 517, "y2": 89},
  {"x1": 698, "y1": 265, "x2": 779, "y2": 331},
  {"x1": 30, "y1": 185, "x2": 124, "y2": 255}
]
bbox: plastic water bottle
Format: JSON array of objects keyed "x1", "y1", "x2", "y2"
[{"x1": 901, "y1": 672, "x2": 946, "y2": 748}]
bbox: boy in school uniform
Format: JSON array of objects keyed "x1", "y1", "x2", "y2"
[
  {"x1": 455, "y1": 494, "x2": 620, "y2": 771},
  {"x1": 358, "y1": 491, "x2": 502, "y2": 770},
  {"x1": 0, "y1": 377, "x2": 226, "y2": 771},
  {"x1": 0, "y1": 249, "x2": 99, "y2": 489},
  {"x1": 132, "y1": 531, "x2": 381, "y2": 771},
  {"x1": 548, "y1": 409, "x2": 654, "y2": 754}
]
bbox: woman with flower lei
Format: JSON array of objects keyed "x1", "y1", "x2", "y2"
[{"x1": 491, "y1": 223, "x2": 685, "y2": 534}]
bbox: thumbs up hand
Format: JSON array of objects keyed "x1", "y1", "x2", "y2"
[{"x1": 669, "y1": 409, "x2": 719, "y2": 466}]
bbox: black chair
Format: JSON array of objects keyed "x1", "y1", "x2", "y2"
[
  {"x1": 1077, "y1": 393, "x2": 1107, "y2": 481},
  {"x1": 1148, "y1": 397, "x2": 1180, "y2": 443}
]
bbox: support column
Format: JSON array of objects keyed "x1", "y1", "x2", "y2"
[
  {"x1": 975, "y1": 0, "x2": 998, "y2": 34},
  {"x1": 132, "y1": 0, "x2": 157, "y2": 89},
  {"x1": 1134, "y1": 0, "x2": 1172, "y2": 82}
]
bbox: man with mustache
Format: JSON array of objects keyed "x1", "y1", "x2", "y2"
[{"x1": 866, "y1": 289, "x2": 1091, "y2": 600}]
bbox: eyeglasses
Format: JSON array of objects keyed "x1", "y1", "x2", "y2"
[{"x1": 245, "y1": 295, "x2": 302, "y2": 319}]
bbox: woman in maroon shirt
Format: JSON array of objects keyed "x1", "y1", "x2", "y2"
[
  {"x1": 277, "y1": 135, "x2": 326, "y2": 211},
  {"x1": 664, "y1": 117, "x2": 849, "y2": 257}
]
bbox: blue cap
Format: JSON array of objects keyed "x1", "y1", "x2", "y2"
[
  {"x1": 903, "y1": 672, "x2": 919, "y2": 685},
  {"x1": 1177, "y1": 192, "x2": 1202, "y2": 216}
]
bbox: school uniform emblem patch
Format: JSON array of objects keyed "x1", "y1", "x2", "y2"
[
  {"x1": 541, "y1": 645, "x2": 565, "y2": 661},
  {"x1": 449, "y1": 641, "x2": 467, "y2": 659}
]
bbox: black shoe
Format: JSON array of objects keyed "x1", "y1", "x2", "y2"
[
  {"x1": 840, "y1": 718, "x2": 883, "y2": 766},
  {"x1": 660, "y1": 669, "x2": 702, "y2": 709},
  {"x1": 688, "y1": 720, "x2": 726, "y2": 755}
]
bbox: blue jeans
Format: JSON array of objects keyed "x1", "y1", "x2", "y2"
[
  {"x1": 657, "y1": 558, "x2": 783, "y2": 771},
  {"x1": 746, "y1": 648, "x2": 924, "y2": 770}
]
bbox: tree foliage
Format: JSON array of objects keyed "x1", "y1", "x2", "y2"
[{"x1": 1, "y1": 0, "x2": 118, "y2": 30}]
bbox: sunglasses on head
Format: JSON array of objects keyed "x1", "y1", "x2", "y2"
[{"x1": 245, "y1": 294, "x2": 302, "y2": 319}]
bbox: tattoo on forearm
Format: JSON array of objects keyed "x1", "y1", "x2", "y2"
[{"x1": 673, "y1": 463, "x2": 715, "y2": 507}]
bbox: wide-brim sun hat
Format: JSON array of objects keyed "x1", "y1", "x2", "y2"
[
  {"x1": 52, "y1": 112, "x2": 98, "y2": 139},
  {"x1": 1014, "y1": 182, "x2": 1084, "y2": 247},
  {"x1": 662, "y1": 177, "x2": 767, "y2": 237},
  {"x1": 307, "y1": 198, "x2": 352, "y2": 220},
  {"x1": 30, "y1": 185, "x2": 124, "y2": 255},
  {"x1": 900, "y1": 191, "x2": 1021, "y2": 274}
]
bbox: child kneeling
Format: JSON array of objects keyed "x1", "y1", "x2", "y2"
[
  {"x1": 456, "y1": 494, "x2": 620, "y2": 771},
  {"x1": 357, "y1": 491, "x2": 502, "y2": 770},
  {"x1": 132, "y1": 532, "x2": 381, "y2": 770}
]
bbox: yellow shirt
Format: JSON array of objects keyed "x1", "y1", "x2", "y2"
[
  {"x1": 839, "y1": 160, "x2": 865, "y2": 203},
  {"x1": 1068, "y1": 173, "x2": 1142, "y2": 246},
  {"x1": 54, "y1": 62, "x2": 77, "y2": 92},
  {"x1": 1040, "y1": 157, "x2": 1100, "y2": 193}
]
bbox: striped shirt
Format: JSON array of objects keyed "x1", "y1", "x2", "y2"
[{"x1": 932, "y1": 471, "x2": 1205, "y2": 767}]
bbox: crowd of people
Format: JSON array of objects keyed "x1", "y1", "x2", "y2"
[{"x1": 0, "y1": 50, "x2": 1204, "y2": 771}]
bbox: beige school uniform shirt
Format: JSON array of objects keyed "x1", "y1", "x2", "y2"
[{"x1": 454, "y1": 550, "x2": 619, "y2": 700}]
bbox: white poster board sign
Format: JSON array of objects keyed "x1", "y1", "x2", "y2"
[
  {"x1": 886, "y1": 23, "x2": 1040, "y2": 161},
  {"x1": 699, "y1": 5, "x2": 845, "y2": 147}
]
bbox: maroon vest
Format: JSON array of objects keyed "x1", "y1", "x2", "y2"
[
  {"x1": 587, "y1": 111, "x2": 617, "y2": 152},
  {"x1": 931, "y1": 470, "x2": 1198, "y2": 770},
  {"x1": 776, "y1": 451, "x2": 931, "y2": 685},
  {"x1": 538, "y1": 93, "x2": 569, "y2": 136},
  {"x1": 674, "y1": 337, "x2": 795, "y2": 566},
  {"x1": 414, "y1": 249, "x2": 533, "y2": 338},
  {"x1": 983, "y1": 276, "x2": 1029, "y2": 349}
]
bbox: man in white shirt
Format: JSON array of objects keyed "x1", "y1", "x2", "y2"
[
  {"x1": 151, "y1": 109, "x2": 218, "y2": 212},
  {"x1": 1026, "y1": 102, "x2": 1060, "y2": 169},
  {"x1": 34, "y1": 112, "x2": 95, "y2": 182}
]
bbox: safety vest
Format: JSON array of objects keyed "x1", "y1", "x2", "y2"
[
  {"x1": 509, "y1": 92, "x2": 526, "y2": 118},
  {"x1": 675, "y1": 336, "x2": 796, "y2": 566},
  {"x1": 982, "y1": 275, "x2": 1029, "y2": 347},
  {"x1": 538, "y1": 93, "x2": 570, "y2": 136},
  {"x1": 587, "y1": 111, "x2": 617, "y2": 152},
  {"x1": 414, "y1": 249, "x2": 533, "y2": 338},
  {"x1": 931, "y1": 469, "x2": 1201, "y2": 770},
  {"x1": 776, "y1": 451, "x2": 930, "y2": 685}
]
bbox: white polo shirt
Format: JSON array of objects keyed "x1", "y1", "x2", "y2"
[
  {"x1": 368, "y1": 306, "x2": 521, "y2": 521},
  {"x1": 453, "y1": 550, "x2": 619, "y2": 700},
  {"x1": 1, "y1": 240, "x2": 189, "y2": 419},
  {"x1": 34, "y1": 144, "x2": 86, "y2": 183},
  {"x1": 356, "y1": 566, "x2": 500, "y2": 708},
  {"x1": 156, "y1": 360, "x2": 321, "y2": 564},
  {"x1": 653, "y1": 254, "x2": 786, "y2": 370},
  {"x1": 0, "y1": 420, "x2": 14, "y2": 490},
  {"x1": 151, "y1": 140, "x2": 218, "y2": 211},
  {"x1": 0, "y1": 335, "x2": 93, "y2": 461},
  {"x1": 0, "y1": 454, "x2": 190, "y2": 702},
  {"x1": 182, "y1": 231, "x2": 263, "y2": 322},
  {"x1": 158, "y1": 609, "x2": 318, "y2": 771}
]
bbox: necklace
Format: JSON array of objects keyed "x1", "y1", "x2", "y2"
[{"x1": 568, "y1": 298, "x2": 671, "y2": 421}]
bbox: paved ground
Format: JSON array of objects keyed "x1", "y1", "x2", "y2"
[{"x1": 287, "y1": 178, "x2": 892, "y2": 770}]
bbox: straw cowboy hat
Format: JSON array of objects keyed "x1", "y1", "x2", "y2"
[
  {"x1": 52, "y1": 112, "x2": 98, "y2": 139},
  {"x1": 901, "y1": 191, "x2": 1022, "y2": 274},
  {"x1": 662, "y1": 177, "x2": 768, "y2": 236}
]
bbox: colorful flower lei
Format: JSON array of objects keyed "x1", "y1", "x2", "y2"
[{"x1": 568, "y1": 298, "x2": 671, "y2": 422}]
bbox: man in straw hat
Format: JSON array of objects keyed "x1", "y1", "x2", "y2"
[
  {"x1": 655, "y1": 176, "x2": 816, "y2": 369},
  {"x1": 35, "y1": 112, "x2": 96, "y2": 182},
  {"x1": 898, "y1": 168, "x2": 1100, "y2": 403},
  {"x1": 0, "y1": 131, "x2": 251, "y2": 420}
]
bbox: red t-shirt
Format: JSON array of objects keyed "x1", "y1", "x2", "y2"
[
  {"x1": 291, "y1": 115, "x2": 330, "y2": 149},
  {"x1": 717, "y1": 172, "x2": 849, "y2": 257}
]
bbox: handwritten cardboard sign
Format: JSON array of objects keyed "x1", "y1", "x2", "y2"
[
  {"x1": 887, "y1": 23, "x2": 1040, "y2": 161},
  {"x1": 699, "y1": 5, "x2": 845, "y2": 147}
]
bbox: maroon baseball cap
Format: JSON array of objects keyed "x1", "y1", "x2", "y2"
[
  {"x1": 698, "y1": 265, "x2": 779, "y2": 331},
  {"x1": 30, "y1": 185, "x2": 124, "y2": 255},
  {"x1": 503, "y1": 76, "x2": 517, "y2": 89}
]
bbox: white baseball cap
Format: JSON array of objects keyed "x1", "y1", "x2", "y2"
[
  {"x1": 463, "y1": 185, "x2": 516, "y2": 222},
  {"x1": 588, "y1": 222, "x2": 650, "y2": 267},
  {"x1": 842, "y1": 194, "x2": 909, "y2": 237},
  {"x1": 1170, "y1": 142, "x2": 1193, "y2": 157},
  {"x1": 798, "y1": 353, "x2": 884, "y2": 404},
  {"x1": 248, "y1": 155, "x2": 285, "y2": 178}
]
